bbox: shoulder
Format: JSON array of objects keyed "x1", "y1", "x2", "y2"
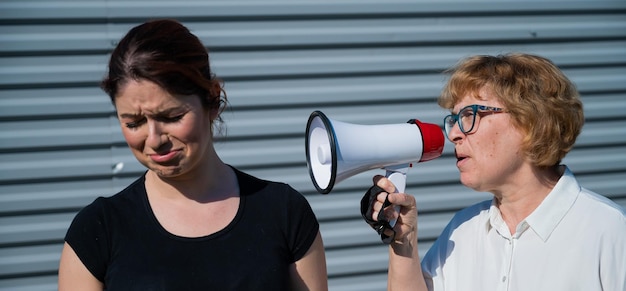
[
  {"x1": 231, "y1": 167, "x2": 317, "y2": 221},
  {"x1": 576, "y1": 187, "x2": 626, "y2": 229},
  {"x1": 422, "y1": 199, "x2": 492, "y2": 273},
  {"x1": 233, "y1": 167, "x2": 305, "y2": 202},
  {"x1": 579, "y1": 187, "x2": 625, "y2": 216},
  {"x1": 556, "y1": 166, "x2": 625, "y2": 230},
  {"x1": 562, "y1": 166, "x2": 625, "y2": 218},
  {"x1": 73, "y1": 175, "x2": 146, "y2": 221},
  {"x1": 446, "y1": 199, "x2": 492, "y2": 229},
  {"x1": 428, "y1": 199, "x2": 492, "y2": 248},
  {"x1": 427, "y1": 199, "x2": 492, "y2": 255}
]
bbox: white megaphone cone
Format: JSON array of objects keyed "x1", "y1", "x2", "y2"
[{"x1": 305, "y1": 110, "x2": 445, "y2": 195}]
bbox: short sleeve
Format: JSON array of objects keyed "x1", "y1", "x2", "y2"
[
  {"x1": 64, "y1": 197, "x2": 110, "y2": 282},
  {"x1": 284, "y1": 185, "x2": 320, "y2": 262}
]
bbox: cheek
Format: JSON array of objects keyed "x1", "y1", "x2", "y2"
[
  {"x1": 491, "y1": 129, "x2": 524, "y2": 160},
  {"x1": 488, "y1": 131, "x2": 503, "y2": 158},
  {"x1": 121, "y1": 129, "x2": 144, "y2": 150},
  {"x1": 479, "y1": 118, "x2": 509, "y2": 157},
  {"x1": 174, "y1": 118, "x2": 208, "y2": 143},
  {"x1": 469, "y1": 135, "x2": 502, "y2": 164},
  {"x1": 182, "y1": 119, "x2": 201, "y2": 138},
  {"x1": 189, "y1": 118, "x2": 213, "y2": 140}
]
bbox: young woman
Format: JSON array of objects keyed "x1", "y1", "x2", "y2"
[{"x1": 58, "y1": 19, "x2": 327, "y2": 291}]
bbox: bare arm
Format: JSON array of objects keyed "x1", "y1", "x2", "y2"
[
  {"x1": 290, "y1": 231, "x2": 328, "y2": 291},
  {"x1": 372, "y1": 176, "x2": 428, "y2": 291},
  {"x1": 58, "y1": 242, "x2": 103, "y2": 291}
]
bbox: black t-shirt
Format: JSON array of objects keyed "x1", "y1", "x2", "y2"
[{"x1": 65, "y1": 168, "x2": 320, "y2": 290}]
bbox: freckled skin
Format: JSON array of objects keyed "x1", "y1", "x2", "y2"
[{"x1": 448, "y1": 87, "x2": 526, "y2": 194}]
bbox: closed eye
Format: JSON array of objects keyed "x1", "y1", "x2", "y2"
[
  {"x1": 125, "y1": 118, "x2": 146, "y2": 129},
  {"x1": 157, "y1": 114, "x2": 184, "y2": 123}
]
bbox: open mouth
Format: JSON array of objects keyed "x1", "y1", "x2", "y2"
[
  {"x1": 454, "y1": 149, "x2": 467, "y2": 163},
  {"x1": 455, "y1": 152, "x2": 468, "y2": 162}
]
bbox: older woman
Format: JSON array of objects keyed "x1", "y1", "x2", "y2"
[{"x1": 368, "y1": 53, "x2": 626, "y2": 291}]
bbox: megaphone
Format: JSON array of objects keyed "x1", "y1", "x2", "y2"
[{"x1": 305, "y1": 110, "x2": 445, "y2": 195}]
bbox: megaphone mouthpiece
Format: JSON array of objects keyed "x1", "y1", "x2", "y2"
[{"x1": 409, "y1": 119, "x2": 446, "y2": 163}]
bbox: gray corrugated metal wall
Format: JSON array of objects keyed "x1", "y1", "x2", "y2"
[{"x1": 1, "y1": 1, "x2": 626, "y2": 290}]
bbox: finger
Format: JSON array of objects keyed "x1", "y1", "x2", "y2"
[
  {"x1": 372, "y1": 200, "x2": 399, "y2": 222},
  {"x1": 382, "y1": 205, "x2": 400, "y2": 221},
  {"x1": 373, "y1": 175, "x2": 397, "y2": 194},
  {"x1": 372, "y1": 202, "x2": 394, "y2": 220},
  {"x1": 376, "y1": 192, "x2": 388, "y2": 203},
  {"x1": 371, "y1": 210, "x2": 379, "y2": 221},
  {"x1": 386, "y1": 192, "x2": 416, "y2": 208},
  {"x1": 372, "y1": 200, "x2": 384, "y2": 212}
]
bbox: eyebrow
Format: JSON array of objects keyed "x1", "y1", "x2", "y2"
[
  {"x1": 118, "y1": 107, "x2": 185, "y2": 119},
  {"x1": 118, "y1": 113, "x2": 142, "y2": 119}
]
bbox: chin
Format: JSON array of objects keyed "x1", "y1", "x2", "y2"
[
  {"x1": 149, "y1": 165, "x2": 185, "y2": 178},
  {"x1": 459, "y1": 175, "x2": 480, "y2": 191}
]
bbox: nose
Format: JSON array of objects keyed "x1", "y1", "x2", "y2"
[
  {"x1": 146, "y1": 121, "x2": 168, "y2": 149},
  {"x1": 446, "y1": 122, "x2": 464, "y2": 143}
]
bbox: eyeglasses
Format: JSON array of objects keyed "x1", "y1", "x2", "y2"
[{"x1": 443, "y1": 104, "x2": 506, "y2": 138}]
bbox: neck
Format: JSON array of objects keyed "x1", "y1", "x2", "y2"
[
  {"x1": 146, "y1": 152, "x2": 238, "y2": 203},
  {"x1": 494, "y1": 165, "x2": 562, "y2": 233}
]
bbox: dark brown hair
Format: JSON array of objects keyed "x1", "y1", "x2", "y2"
[{"x1": 101, "y1": 19, "x2": 227, "y2": 123}]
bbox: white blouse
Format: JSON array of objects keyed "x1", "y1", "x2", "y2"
[{"x1": 421, "y1": 166, "x2": 626, "y2": 291}]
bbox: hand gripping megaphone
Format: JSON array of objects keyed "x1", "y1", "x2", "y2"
[{"x1": 305, "y1": 110, "x2": 445, "y2": 195}]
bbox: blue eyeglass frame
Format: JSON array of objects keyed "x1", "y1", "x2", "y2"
[{"x1": 443, "y1": 104, "x2": 505, "y2": 138}]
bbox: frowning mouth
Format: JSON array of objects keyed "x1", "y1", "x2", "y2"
[{"x1": 148, "y1": 150, "x2": 179, "y2": 163}]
